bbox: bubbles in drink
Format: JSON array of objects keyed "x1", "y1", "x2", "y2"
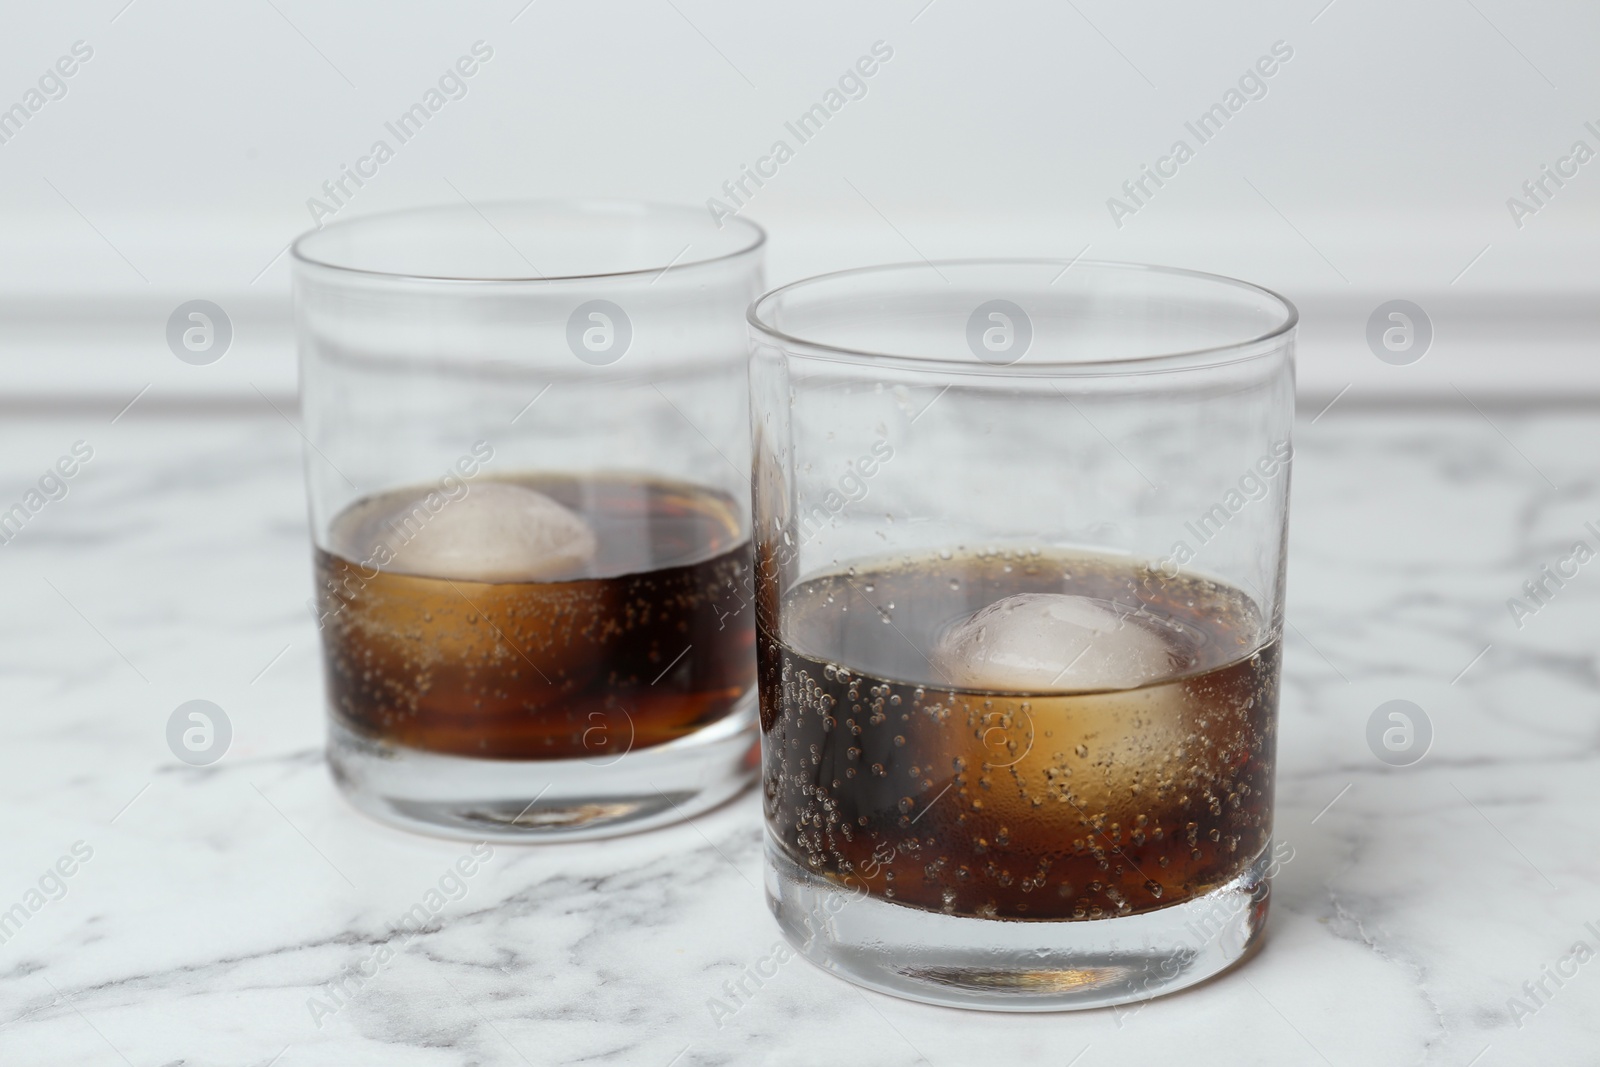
[
  {"x1": 758, "y1": 548, "x2": 1277, "y2": 921},
  {"x1": 317, "y1": 474, "x2": 753, "y2": 760}
]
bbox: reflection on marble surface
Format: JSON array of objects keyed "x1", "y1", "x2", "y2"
[{"x1": 0, "y1": 404, "x2": 1596, "y2": 1065}]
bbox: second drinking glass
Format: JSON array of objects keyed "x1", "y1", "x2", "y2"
[
  {"x1": 293, "y1": 200, "x2": 765, "y2": 840},
  {"x1": 748, "y1": 260, "x2": 1296, "y2": 1010}
]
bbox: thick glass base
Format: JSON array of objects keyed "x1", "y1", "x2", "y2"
[
  {"x1": 766, "y1": 837, "x2": 1272, "y2": 1011},
  {"x1": 327, "y1": 698, "x2": 757, "y2": 842}
]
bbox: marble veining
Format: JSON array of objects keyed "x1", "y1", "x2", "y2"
[{"x1": 0, "y1": 404, "x2": 1596, "y2": 1065}]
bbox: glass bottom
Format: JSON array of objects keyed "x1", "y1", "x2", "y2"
[
  {"x1": 766, "y1": 836, "x2": 1272, "y2": 1011},
  {"x1": 326, "y1": 696, "x2": 757, "y2": 842}
]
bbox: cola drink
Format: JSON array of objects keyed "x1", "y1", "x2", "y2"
[
  {"x1": 758, "y1": 548, "x2": 1277, "y2": 921},
  {"x1": 316, "y1": 474, "x2": 754, "y2": 761}
]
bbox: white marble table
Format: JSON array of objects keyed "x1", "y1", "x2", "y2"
[{"x1": 0, "y1": 401, "x2": 1594, "y2": 1066}]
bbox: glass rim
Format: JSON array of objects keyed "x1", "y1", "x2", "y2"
[
  {"x1": 748, "y1": 258, "x2": 1299, "y2": 375},
  {"x1": 291, "y1": 198, "x2": 767, "y2": 284}
]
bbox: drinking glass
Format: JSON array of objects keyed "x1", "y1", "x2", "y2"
[
  {"x1": 748, "y1": 259, "x2": 1296, "y2": 1009},
  {"x1": 293, "y1": 200, "x2": 765, "y2": 840}
]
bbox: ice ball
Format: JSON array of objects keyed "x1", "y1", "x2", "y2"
[
  {"x1": 387, "y1": 482, "x2": 597, "y2": 582},
  {"x1": 932, "y1": 593, "x2": 1172, "y2": 692}
]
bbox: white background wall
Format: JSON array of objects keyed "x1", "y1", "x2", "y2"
[{"x1": 1, "y1": 0, "x2": 1595, "y2": 403}]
